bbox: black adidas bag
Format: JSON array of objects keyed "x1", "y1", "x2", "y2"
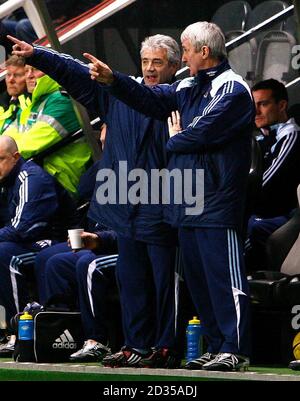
[{"x1": 13, "y1": 310, "x2": 84, "y2": 363}]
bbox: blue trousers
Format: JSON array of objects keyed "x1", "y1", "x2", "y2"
[
  {"x1": 116, "y1": 236, "x2": 176, "y2": 350},
  {"x1": 0, "y1": 241, "x2": 52, "y2": 327},
  {"x1": 245, "y1": 215, "x2": 289, "y2": 270},
  {"x1": 178, "y1": 227, "x2": 250, "y2": 357},
  {"x1": 35, "y1": 242, "x2": 70, "y2": 304},
  {"x1": 39, "y1": 248, "x2": 117, "y2": 344}
]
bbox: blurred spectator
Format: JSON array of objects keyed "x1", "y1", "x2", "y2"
[
  {"x1": 245, "y1": 79, "x2": 300, "y2": 271},
  {"x1": 0, "y1": 55, "x2": 27, "y2": 228},
  {"x1": 0, "y1": 55, "x2": 26, "y2": 134},
  {"x1": 5, "y1": 64, "x2": 92, "y2": 196}
]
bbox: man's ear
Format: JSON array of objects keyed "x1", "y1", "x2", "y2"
[
  {"x1": 278, "y1": 99, "x2": 288, "y2": 114},
  {"x1": 201, "y1": 46, "x2": 210, "y2": 59},
  {"x1": 13, "y1": 151, "x2": 21, "y2": 161}
]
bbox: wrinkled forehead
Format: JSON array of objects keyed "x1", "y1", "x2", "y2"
[{"x1": 141, "y1": 47, "x2": 168, "y2": 60}]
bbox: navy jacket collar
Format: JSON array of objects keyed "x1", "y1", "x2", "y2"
[{"x1": 195, "y1": 59, "x2": 231, "y2": 86}]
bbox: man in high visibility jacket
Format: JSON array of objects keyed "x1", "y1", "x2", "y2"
[
  {"x1": 0, "y1": 55, "x2": 26, "y2": 135},
  {"x1": 5, "y1": 64, "x2": 92, "y2": 196}
]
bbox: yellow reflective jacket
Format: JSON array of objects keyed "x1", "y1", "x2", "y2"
[{"x1": 6, "y1": 75, "x2": 92, "y2": 196}]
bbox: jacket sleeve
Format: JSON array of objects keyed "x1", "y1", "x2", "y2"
[
  {"x1": 262, "y1": 130, "x2": 300, "y2": 189},
  {"x1": 6, "y1": 93, "x2": 80, "y2": 159},
  {"x1": 108, "y1": 71, "x2": 178, "y2": 120},
  {"x1": 167, "y1": 82, "x2": 254, "y2": 153},
  {"x1": 0, "y1": 170, "x2": 58, "y2": 242},
  {"x1": 94, "y1": 229, "x2": 118, "y2": 254},
  {"x1": 27, "y1": 46, "x2": 109, "y2": 118}
]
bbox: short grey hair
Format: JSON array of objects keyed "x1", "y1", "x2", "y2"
[
  {"x1": 181, "y1": 21, "x2": 227, "y2": 60},
  {"x1": 140, "y1": 34, "x2": 181, "y2": 65}
]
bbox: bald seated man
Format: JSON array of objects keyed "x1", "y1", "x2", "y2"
[{"x1": 0, "y1": 136, "x2": 67, "y2": 356}]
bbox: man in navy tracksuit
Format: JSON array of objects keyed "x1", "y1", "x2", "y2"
[
  {"x1": 0, "y1": 135, "x2": 67, "y2": 355},
  {"x1": 245, "y1": 79, "x2": 300, "y2": 271},
  {"x1": 34, "y1": 131, "x2": 119, "y2": 363},
  {"x1": 9, "y1": 34, "x2": 182, "y2": 367},
  {"x1": 36, "y1": 228, "x2": 118, "y2": 362},
  {"x1": 81, "y1": 22, "x2": 255, "y2": 371}
]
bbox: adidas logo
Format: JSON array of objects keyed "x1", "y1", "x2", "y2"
[{"x1": 52, "y1": 329, "x2": 77, "y2": 349}]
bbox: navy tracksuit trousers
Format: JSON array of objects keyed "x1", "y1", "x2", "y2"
[
  {"x1": 35, "y1": 244, "x2": 117, "y2": 344},
  {"x1": 0, "y1": 241, "x2": 52, "y2": 327},
  {"x1": 245, "y1": 215, "x2": 289, "y2": 270},
  {"x1": 178, "y1": 227, "x2": 251, "y2": 357},
  {"x1": 116, "y1": 236, "x2": 176, "y2": 350}
]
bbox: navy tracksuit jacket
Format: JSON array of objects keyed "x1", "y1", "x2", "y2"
[
  {"x1": 106, "y1": 60, "x2": 255, "y2": 356},
  {"x1": 26, "y1": 45, "x2": 177, "y2": 350}
]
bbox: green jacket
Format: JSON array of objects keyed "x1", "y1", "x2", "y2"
[
  {"x1": 6, "y1": 75, "x2": 92, "y2": 196},
  {"x1": 0, "y1": 98, "x2": 20, "y2": 134}
]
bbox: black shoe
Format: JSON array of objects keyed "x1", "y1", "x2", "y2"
[
  {"x1": 289, "y1": 360, "x2": 300, "y2": 370},
  {"x1": 102, "y1": 346, "x2": 151, "y2": 368},
  {"x1": 202, "y1": 352, "x2": 249, "y2": 372},
  {"x1": 139, "y1": 347, "x2": 181, "y2": 369},
  {"x1": 69, "y1": 341, "x2": 111, "y2": 362},
  {"x1": 184, "y1": 352, "x2": 217, "y2": 370}
]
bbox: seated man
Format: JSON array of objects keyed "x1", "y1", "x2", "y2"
[
  {"x1": 34, "y1": 124, "x2": 120, "y2": 362},
  {"x1": 5, "y1": 63, "x2": 92, "y2": 197},
  {"x1": 245, "y1": 79, "x2": 300, "y2": 271},
  {"x1": 0, "y1": 135, "x2": 69, "y2": 356},
  {"x1": 35, "y1": 229, "x2": 118, "y2": 362}
]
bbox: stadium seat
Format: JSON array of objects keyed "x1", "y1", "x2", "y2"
[
  {"x1": 211, "y1": 1, "x2": 251, "y2": 32},
  {"x1": 227, "y1": 1, "x2": 291, "y2": 85},
  {"x1": 288, "y1": 103, "x2": 300, "y2": 126},
  {"x1": 254, "y1": 30, "x2": 297, "y2": 84},
  {"x1": 266, "y1": 208, "x2": 300, "y2": 272},
  {"x1": 245, "y1": 1, "x2": 289, "y2": 41},
  {"x1": 227, "y1": 31, "x2": 257, "y2": 86}
]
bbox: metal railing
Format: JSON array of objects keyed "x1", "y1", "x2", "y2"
[{"x1": 176, "y1": 4, "x2": 296, "y2": 78}]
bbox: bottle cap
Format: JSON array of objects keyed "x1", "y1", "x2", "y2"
[
  {"x1": 189, "y1": 316, "x2": 200, "y2": 324},
  {"x1": 20, "y1": 311, "x2": 33, "y2": 320}
]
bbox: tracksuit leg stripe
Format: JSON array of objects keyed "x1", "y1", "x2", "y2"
[
  {"x1": 179, "y1": 227, "x2": 250, "y2": 356},
  {"x1": 9, "y1": 252, "x2": 38, "y2": 313},
  {"x1": 227, "y1": 228, "x2": 246, "y2": 349},
  {"x1": 87, "y1": 259, "x2": 97, "y2": 317},
  {"x1": 227, "y1": 229, "x2": 242, "y2": 291},
  {"x1": 87, "y1": 255, "x2": 118, "y2": 317}
]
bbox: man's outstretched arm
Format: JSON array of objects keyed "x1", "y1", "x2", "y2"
[{"x1": 8, "y1": 35, "x2": 105, "y2": 115}]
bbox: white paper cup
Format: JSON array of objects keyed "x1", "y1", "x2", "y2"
[{"x1": 68, "y1": 228, "x2": 84, "y2": 250}]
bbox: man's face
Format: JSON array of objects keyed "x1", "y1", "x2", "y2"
[
  {"x1": 141, "y1": 47, "x2": 178, "y2": 86},
  {"x1": 25, "y1": 65, "x2": 45, "y2": 93},
  {"x1": 5, "y1": 65, "x2": 26, "y2": 98},
  {"x1": 0, "y1": 148, "x2": 19, "y2": 180},
  {"x1": 181, "y1": 39, "x2": 206, "y2": 76},
  {"x1": 252, "y1": 89, "x2": 287, "y2": 128}
]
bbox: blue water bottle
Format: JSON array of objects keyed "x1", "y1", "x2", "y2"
[
  {"x1": 186, "y1": 316, "x2": 203, "y2": 362},
  {"x1": 17, "y1": 311, "x2": 35, "y2": 362},
  {"x1": 18, "y1": 311, "x2": 34, "y2": 340}
]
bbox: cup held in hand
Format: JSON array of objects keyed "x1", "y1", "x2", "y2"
[{"x1": 68, "y1": 228, "x2": 84, "y2": 250}]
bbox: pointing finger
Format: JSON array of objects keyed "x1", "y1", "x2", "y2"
[
  {"x1": 83, "y1": 52, "x2": 99, "y2": 64},
  {"x1": 7, "y1": 35, "x2": 23, "y2": 45}
]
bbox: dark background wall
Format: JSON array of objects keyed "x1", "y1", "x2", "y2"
[{"x1": 63, "y1": 0, "x2": 294, "y2": 77}]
